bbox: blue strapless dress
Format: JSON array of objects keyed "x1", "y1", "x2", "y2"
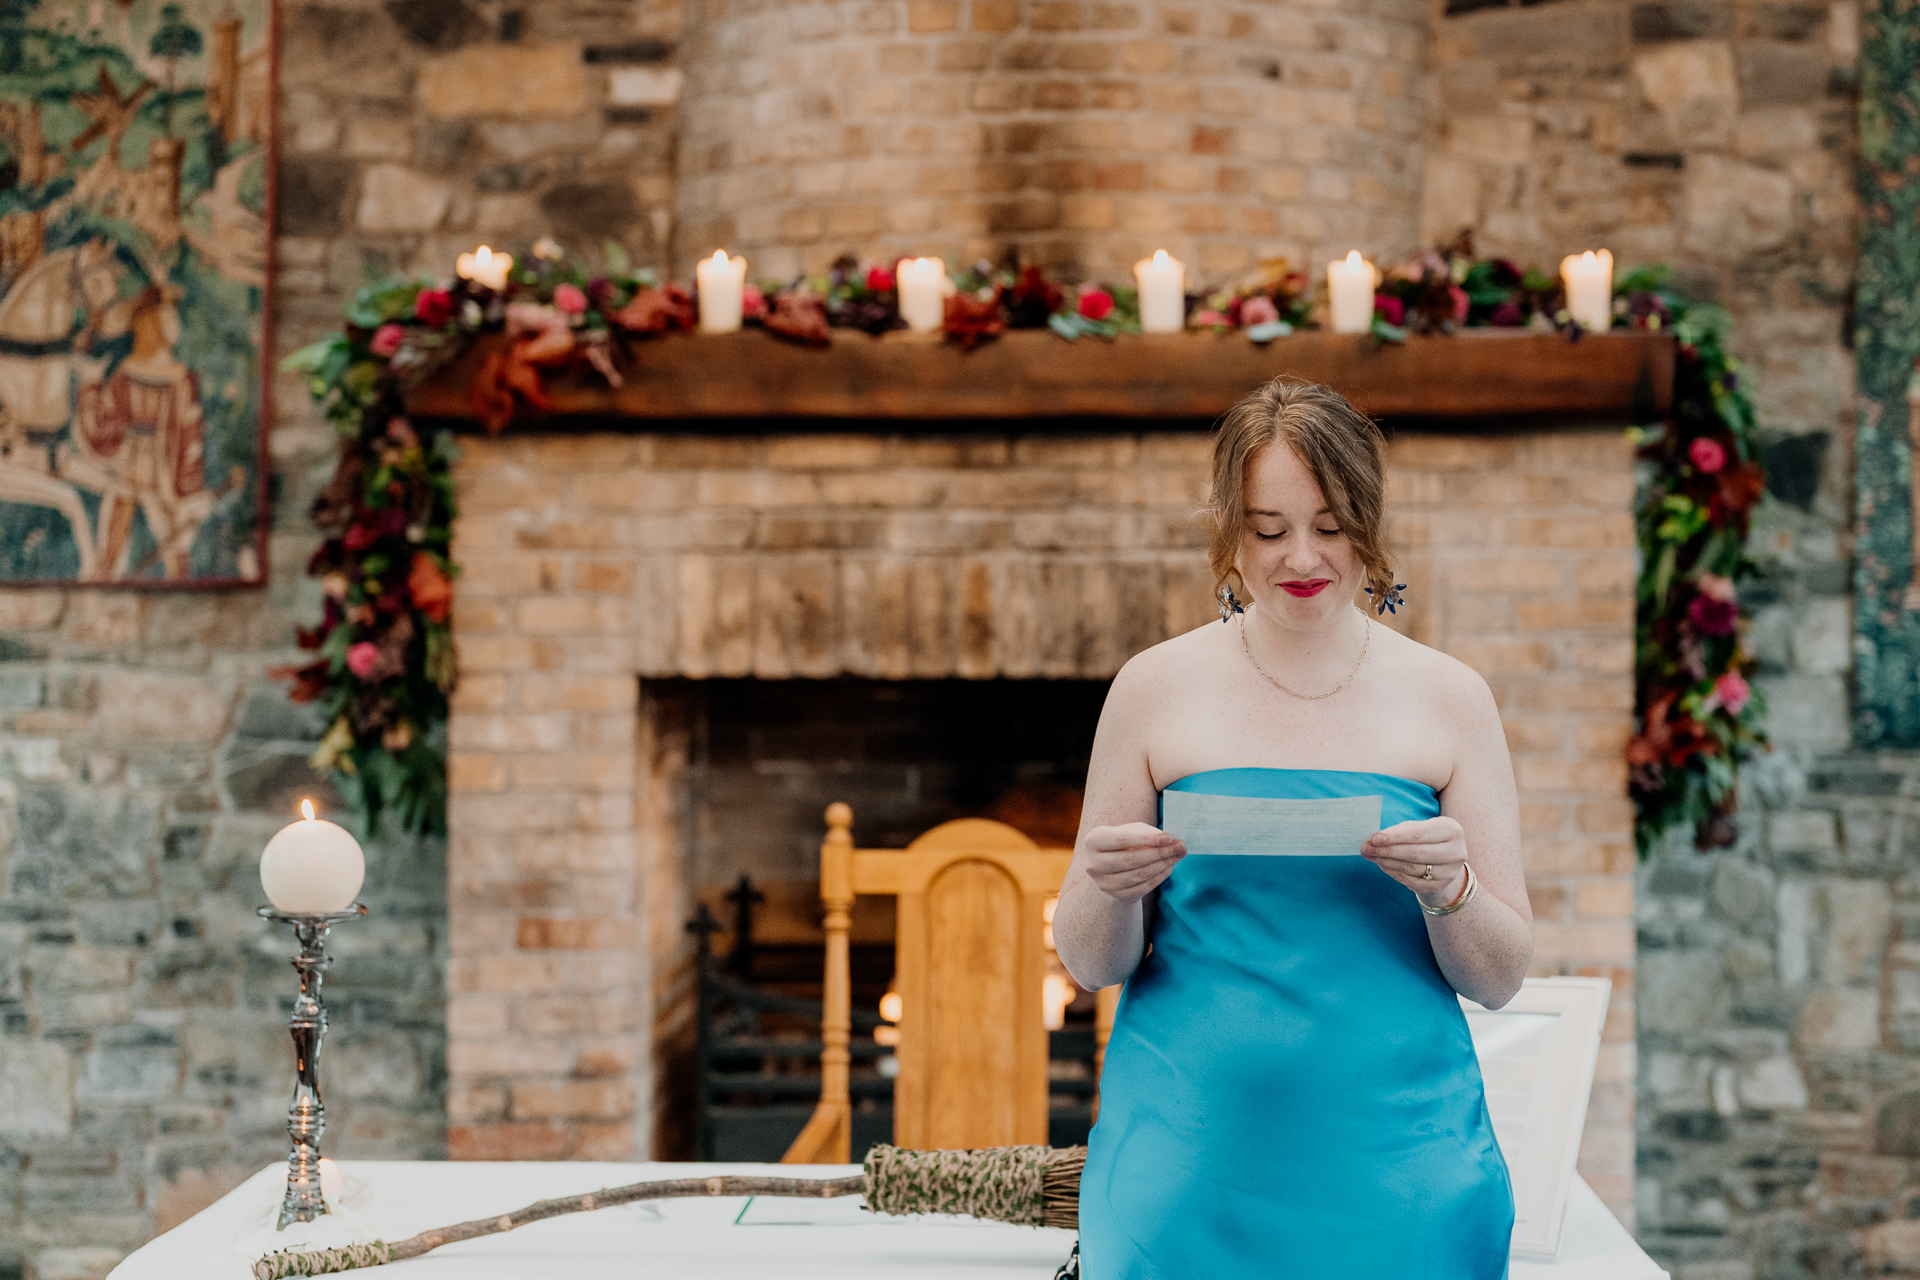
[{"x1": 1079, "y1": 768, "x2": 1513, "y2": 1279}]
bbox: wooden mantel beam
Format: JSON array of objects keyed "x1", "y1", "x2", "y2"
[{"x1": 404, "y1": 328, "x2": 1675, "y2": 426}]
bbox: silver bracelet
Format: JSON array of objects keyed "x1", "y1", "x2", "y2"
[{"x1": 1420, "y1": 862, "x2": 1478, "y2": 917}]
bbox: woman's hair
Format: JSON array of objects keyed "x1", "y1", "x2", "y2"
[{"x1": 1206, "y1": 378, "x2": 1394, "y2": 604}]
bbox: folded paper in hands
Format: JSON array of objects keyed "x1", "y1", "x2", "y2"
[{"x1": 1160, "y1": 790, "x2": 1383, "y2": 856}]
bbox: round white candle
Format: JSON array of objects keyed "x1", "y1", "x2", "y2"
[
  {"x1": 319, "y1": 1158, "x2": 343, "y2": 1205},
  {"x1": 260, "y1": 800, "x2": 365, "y2": 914},
  {"x1": 456, "y1": 245, "x2": 514, "y2": 292},
  {"x1": 1134, "y1": 249, "x2": 1186, "y2": 333},
  {"x1": 897, "y1": 257, "x2": 948, "y2": 332},
  {"x1": 1328, "y1": 250, "x2": 1377, "y2": 334},
  {"x1": 1560, "y1": 249, "x2": 1614, "y2": 332},
  {"x1": 696, "y1": 250, "x2": 748, "y2": 334}
]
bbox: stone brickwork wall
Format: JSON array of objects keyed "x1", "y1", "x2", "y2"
[
  {"x1": 675, "y1": 0, "x2": 1427, "y2": 282},
  {"x1": 1636, "y1": 753, "x2": 1920, "y2": 1280},
  {"x1": 442, "y1": 427, "x2": 1640, "y2": 1208},
  {"x1": 0, "y1": 3, "x2": 690, "y2": 1276}
]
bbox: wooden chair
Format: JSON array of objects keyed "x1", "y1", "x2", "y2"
[{"x1": 783, "y1": 802, "x2": 1074, "y2": 1162}]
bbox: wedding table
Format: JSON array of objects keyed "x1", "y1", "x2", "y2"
[{"x1": 110, "y1": 1160, "x2": 1669, "y2": 1279}]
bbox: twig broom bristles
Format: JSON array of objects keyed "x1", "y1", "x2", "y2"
[{"x1": 252, "y1": 1144, "x2": 1088, "y2": 1279}]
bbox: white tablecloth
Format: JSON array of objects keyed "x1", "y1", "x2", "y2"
[{"x1": 110, "y1": 1160, "x2": 1667, "y2": 1279}]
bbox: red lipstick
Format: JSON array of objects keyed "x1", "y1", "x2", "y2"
[{"x1": 1279, "y1": 579, "x2": 1331, "y2": 598}]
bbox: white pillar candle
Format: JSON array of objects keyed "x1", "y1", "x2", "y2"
[
  {"x1": 260, "y1": 800, "x2": 365, "y2": 914},
  {"x1": 1134, "y1": 249, "x2": 1186, "y2": 333},
  {"x1": 1328, "y1": 250, "x2": 1377, "y2": 334},
  {"x1": 456, "y1": 245, "x2": 514, "y2": 292},
  {"x1": 1560, "y1": 249, "x2": 1614, "y2": 332},
  {"x1": 897, "y1": 257, "x2": 948, "y2": 332},
  {"x1": 695, "y1": 250, "x2": 748, "y2": 334}
]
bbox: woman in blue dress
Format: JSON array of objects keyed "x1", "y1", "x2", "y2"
[{"x1": 1055, "y1": 380, "x2": 1534, "y2": 1279}]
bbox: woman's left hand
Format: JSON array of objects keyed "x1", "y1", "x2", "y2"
[{"x1": 1363, "y1": 817, "x2": 1470, "y2": 905}]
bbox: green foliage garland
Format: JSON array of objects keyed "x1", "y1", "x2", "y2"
[{"x1": 286, "y1": 244, "x2": 1765, "y2": 851}]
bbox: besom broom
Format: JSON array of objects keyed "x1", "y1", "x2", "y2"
[{"x1": 252, "y1": 1143, "x2": 1087, "y2": 1278}]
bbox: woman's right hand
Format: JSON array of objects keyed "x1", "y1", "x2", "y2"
[{"x1": 1080, "y1": 824, "x2": 1188, "y2": 902}]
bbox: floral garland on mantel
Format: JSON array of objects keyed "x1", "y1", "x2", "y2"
[{"x1": 281, "y1": 236, "x2": 1765, "y2": 850}]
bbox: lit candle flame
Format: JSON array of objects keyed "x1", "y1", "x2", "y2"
[
  {"x1": 475, "y1": 246, "x2": 494, "y2": 267},
  {"x1": 1151, "y1": 249, "x2": 1172, "y2": 269},
  {"x1": 301, "y1": 799, "x2": 315, "y2": 823},
  {"x1": 709, "y1": 249, "x2": 729, "y2": 266},
  {"x1": 1345, "y1": 249, "x2": 1363, "y2": 270}
]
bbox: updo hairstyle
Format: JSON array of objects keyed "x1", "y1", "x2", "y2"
[{"x1": 1205, "y1": 378, "x2": 1395, "y2": 605}]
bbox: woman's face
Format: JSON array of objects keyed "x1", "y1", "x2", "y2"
[{"x1": 1236, "y1": 444, "x2": 1363, "y2": 621}]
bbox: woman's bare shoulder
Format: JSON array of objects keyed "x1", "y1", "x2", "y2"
[
  {"x1": 1372, "y1": 622, "x2": 1499, "y2": 717},
  {"x1": 1103, "y1": 620, "x2": 1227, "y2": 707}
]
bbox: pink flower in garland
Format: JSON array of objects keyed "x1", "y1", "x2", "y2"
[
  {"x1": 742, "y1": 284, "x2": 768, "y2": 318},
  {"x1": 369, "y1": 324, "x2": 405, "y2": 358},
  {"x1": 1696, "y1": 572, "x2": 1737, "y2": 602},
  {"x1": 1689, "y1": 436, "x2": 1728, "y2": 474},
  {"x1": 1449, "y1": 285, "x2": 1471, "y2": 323},
  {"x1": 553, "y1": 283, "x2": 589, "y2": 315},
  {"x1": 1712, "y1": 671, "x2": 1751, "y2": 715},
  {"x1": 1240, "y1": 295, "x2": 1280, "y2": 327},
  {"x1": 1374, "y1": 294, "x2": 1404, "y2": 326},
  {"x1": 1078, "y1": 289, "x2": 1114, "y2": 321},
  {"x1": 1190, "y1": 309, "x2": 1232, "y2": 329},
  {"x1": 414, "y1": 288, "x2": 454, "y2": 326},
  {"x1": 346, "y1": 642, "x2": 380, "y2": 679}
]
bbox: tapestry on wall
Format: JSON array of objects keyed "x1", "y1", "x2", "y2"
[
  {"x1": 0, "y1": 0, "x2": 271, "y2": 585},
  {"x1": 1856, "y1": 0, "x2": 1920, "y2": 744}
]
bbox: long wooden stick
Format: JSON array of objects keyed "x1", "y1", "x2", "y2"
[{"x1": 253, "y1": 1173, "x2": 865, "y2": 1279}]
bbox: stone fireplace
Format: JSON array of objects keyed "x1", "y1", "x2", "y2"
[{"x1": 440, "y1": 417, "x2": 1639, "y2": 1215}]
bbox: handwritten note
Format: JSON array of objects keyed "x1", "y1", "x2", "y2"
[{"x1": 1160, "y1": 791, "x2": 1383, "y2": 857}]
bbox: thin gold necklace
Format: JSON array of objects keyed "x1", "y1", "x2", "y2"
[{"x1": 1239, "y1": 607, "x2": 1370, "y2": 701}]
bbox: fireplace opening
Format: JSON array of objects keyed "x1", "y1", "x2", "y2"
[{"x1": 647, "y1": 676, "x2": 1110, "y2": 1160}]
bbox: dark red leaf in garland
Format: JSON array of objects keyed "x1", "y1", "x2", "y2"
[
  {"x1": 409, "y1": 551, "x2": 454, "y2": 624},
  {"x1": 343, "y1": 523, "x2": 379, "y2": 552},
  {"x1": 307, "y1": 539, "x2": 342, "y2": 575},
  {"x1": 943, "y1": 293, "x2": 1007, "y2": 350},
  {"x1": 866, "y1": 265, "x2": 896, "y2": 293},
  {"x1": 369, "y1": 613, "x2": 415, "y2": 682},
  {"x1": 1488, "y1": 301, "x2": 1523, "y2": 327},
  {"x1": 468, "y1": 350, "x2": 518, "y2": 434},
  {"x1": 1374, "y1": 294, "x2": 1405, "y2": 326},
  {"x1": 271, "y1": 659, "x2": 333, "y2": 704},
  {"x1": 1708, "y1": 463, "x2": 1765, "y2": 525},
  {"x1": 311, "y1": 455, "x2": 365, "y2": 533},
  {"x1": 763, "y1": 293, "x2": 832, "y2": 347},
  {"x1": 295, "y1": 624, "x2": 328, "y2": 650},
  {"x1": 610, "y1": 285, "x2": 696, "y2": 334},
  {"x1": 1627, "y1": 693, "x2": 1718, "y2": 771},
  {"x1": 999, "y1": 266, "x2": 1062, "y2": 329}
]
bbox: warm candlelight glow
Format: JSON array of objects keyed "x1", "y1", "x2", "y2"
[
  {"x1": 456, "y1": 245, "x2": 514, "y2": 292},
  {"x1": 695, "y1": 249, "x2": 748, "y2": 334},
  {"x1": 301, "y1": 799, "x2": 315, "y2": 823},
  {"x1": 1328, "y1": 250, "x2": 1377, "y2": 334},
  {"x1": 897, "y1": 257, "x2": 948, "y2": 332},
  {"x1": 1559, "y1": 248, "x2": 1614, "y2": 332},
  {"x1": 1044, "y1": 972, "x2": 1076, "y2": 1031},
  {"x1": 1133, "y1": 249, "x2": 1186, "y2": 333}
]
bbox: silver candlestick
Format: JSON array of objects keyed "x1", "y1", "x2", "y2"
[{"x1": 258, "y1": 903, "x2": 366, "y2": 1229}]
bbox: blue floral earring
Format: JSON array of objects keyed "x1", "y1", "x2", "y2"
[
  {"x1": 1366, "y1": 581, "x2": 1408, "y2": 616},
  {"x1": 1217, "y1": 585, "x2": 1244, "y2": 622}
]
